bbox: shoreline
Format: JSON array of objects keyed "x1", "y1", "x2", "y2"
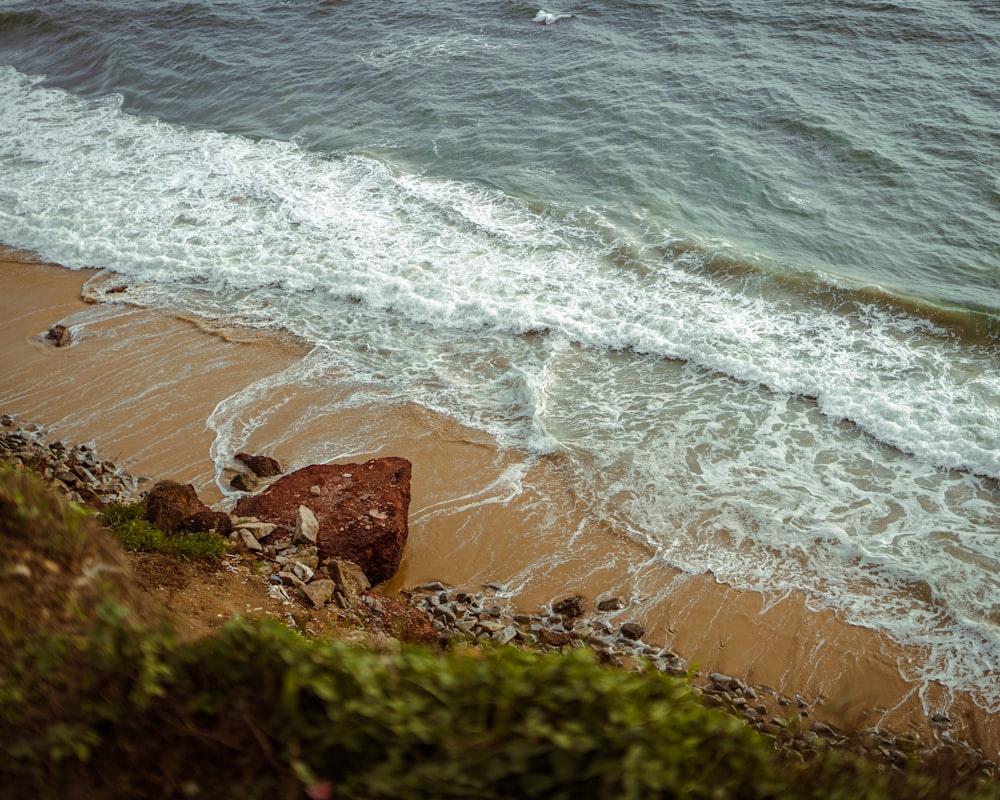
[
  {"x1": 2, "y1": 248, "x2": 997, "y2": 757},
  {"x1": 1, "y1": 414, "x2": 990, "y2": 782}
]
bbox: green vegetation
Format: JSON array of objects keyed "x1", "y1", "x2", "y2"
[
  {"x1": 1, "y1": 464, "x2": 998, "y2": 799},
  {"x1": 100, "y1": 499, "x2": 228, "y2": 560}
]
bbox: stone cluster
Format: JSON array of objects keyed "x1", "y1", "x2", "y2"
[
  {"x1": 0, "y1": 415, "x2": 140, "y2": 506},
  {"x1": 405, "y1": 583, "x2": 688, "y2": 677},
  {"x1": 405, "y1": 580, "x2": 977, "y2": 769},
  {"x1": 230, "y1": 506, "x2": 373, "y2": 612}
]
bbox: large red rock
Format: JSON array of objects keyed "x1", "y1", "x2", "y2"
[{"x1": 233, "y1": 458, "x2": 411, "y2": 586}]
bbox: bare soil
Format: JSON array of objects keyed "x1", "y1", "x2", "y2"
[{"x1": 125, "y1": 548, "x2": 436, "y2": 647}]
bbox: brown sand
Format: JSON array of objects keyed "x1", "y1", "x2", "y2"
[{"x1": 2, "y1": 250, "x2": 996, "y2": 756}]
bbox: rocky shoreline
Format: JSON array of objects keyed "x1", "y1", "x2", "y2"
[
  {"x1": 406, "y1": 582, "x2": 880, "y2": 756},
  {"x1": 0, "y1": 414, "x2": 142, "y2": 505},
  {"x1": 1, "y1": 415, "x2": 994, "y2": 779}
]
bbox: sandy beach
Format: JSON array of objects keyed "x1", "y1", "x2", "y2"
[{"x1": 2, "y1": 248, "x2": 996, "y2": 757}]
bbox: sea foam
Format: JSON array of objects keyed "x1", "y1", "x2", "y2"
[{"x1": 4, "y1": 65, "x2": 1000, "y2": 708}]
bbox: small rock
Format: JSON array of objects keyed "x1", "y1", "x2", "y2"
[
  {"x1": 235, "y1": 521, "x2": 277, "y2": 539},
  {"x1": 239, "y1": 529, "x2": 263, "y2": 552},
  {"x1": 234, "y1": 452, "x2": 282, "y2": 478},
  {"x1": 230, "y1": 472, "x2": 258, "y2": 493},
  {"x1": 292, "y1": 562, "x2": 315, "y2": 583},
  {"x1": 553, "y1": 595, "x2": 585, "y2": 618},
  {"x1": 267, "y1": 585, "x2": 290, "y2": 602},
  {"x1": 310, "y1": 484, "x2": 321, "y2": 496},
  {"x1": 620, "y1": 621, "x2": 645, "y2": 641},
  {"x1": 46, "y1": 324, "x2": 71, "y2": 347},
  {"x1": 290, "y1": 554, "x2": 320, "y2": 570},
  {"x1": 294, "y1": 504, "x2": 319, "y2": 544},
  {"x1": 279, "y1": 571, "x2": 306, "y2": 589},
  {"x1": 538, "y1": 629, "x2": 572, "y2": 647},
  {"x1": 328, "y1": 558, "x2": 371, "y2": 608},
  {"x1": 363, "y1": 595, "x2": 384, "y2": 613},
  {"x1": 56, "y1": 470, "x2": 78, "y2": 486},
  {"x1": 7, "y1": 563, "x2": 32, "y2": 580},
  {"x1": 494, "y1": 626, "x2": 518, "y2": 645}
]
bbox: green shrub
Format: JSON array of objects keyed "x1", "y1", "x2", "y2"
[
  {"x1": 4, "y1": 612, "x2": 998, "y2": 800},
  {"x1": 100, "y1": 500, "x2": 227, "y2": 560}
]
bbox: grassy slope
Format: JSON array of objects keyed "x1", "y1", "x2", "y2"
[{"x1": 1, "y1": 464, "x2": 996, "y2": 800}]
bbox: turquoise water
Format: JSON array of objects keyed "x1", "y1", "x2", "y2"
[{"x1": 1, "y1": 1, "x2": 999, "y2": 712}]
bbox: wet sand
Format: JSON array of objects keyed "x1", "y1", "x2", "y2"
[{"x1": 2, "y1": 249, "x2": 996, "y2": 756}]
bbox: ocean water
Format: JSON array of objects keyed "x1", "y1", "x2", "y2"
[{"x1": 1, "y1": 1, "x2": 999, "y2": 711}]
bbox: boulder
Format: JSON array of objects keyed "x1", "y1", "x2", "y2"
[
  {"x1": 233, "y1": 458, "x2": 411, "y2": 586},
  {"x1": 144, "y1": 480, "x2": 229, "y2": 534},
  {"x1": 234, "y1": 452, "x2": 282, "y2": 478}
]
